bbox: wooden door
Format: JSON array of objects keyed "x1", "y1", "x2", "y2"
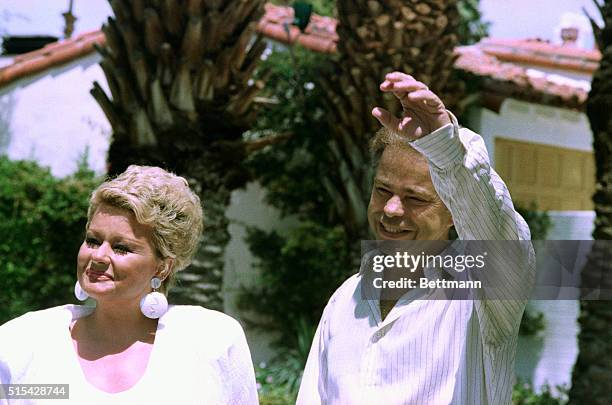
[{"x1": 494, "y1": 138, "x2": 595, "y2": 210}]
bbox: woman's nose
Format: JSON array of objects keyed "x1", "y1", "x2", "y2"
[{"x1": 91, "y1": 242, "x2": 111, "y2": 264}]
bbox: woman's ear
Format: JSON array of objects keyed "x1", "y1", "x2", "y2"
[{"x1": 156, "y1": 258, "x2": 174, "y2": 281}]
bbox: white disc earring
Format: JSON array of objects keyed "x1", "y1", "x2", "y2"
[
  {"x1": 140, "y1": 277, "x2": 168, "y2": 319},
  {"x1": 74, "y1": 281, "x2": 89, "y2": 301}
]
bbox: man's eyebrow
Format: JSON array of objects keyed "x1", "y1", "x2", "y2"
[
  {"x1": 374, "y1": 178, "x2": 398, "y2": 189},
  {"x1": 374, "y1": 178, "x2": 433, "y2": 197},
  {"x1": 115, "y1": 237, "x2": 145, "y2": 246}
]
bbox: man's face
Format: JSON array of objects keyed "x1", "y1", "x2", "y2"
[{"x1": 367, "y1": 145, "x2": 453, "y2": 240}]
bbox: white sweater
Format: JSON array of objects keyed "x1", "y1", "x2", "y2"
[{"x1": 0, "y1": 304, "x2": 258, "y2": 405}]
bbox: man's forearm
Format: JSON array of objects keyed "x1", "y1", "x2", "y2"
[
  {"x1": 408, "y1": 114, "x2": 535, "y2": 345},
  {"x1": 408, "y1": 113, "x2": 530, "y2": 241}
]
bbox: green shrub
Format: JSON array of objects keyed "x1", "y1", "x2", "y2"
[
  {"x1": 256, "y1": 357, "x2": 301, "y2": 405},
  {"x1": 238, "y1": 222, "x2": 352, "y2": 348},
  {"x1": 513, "y1": 381, "x2": 567, "y2": 405},
  {"x1": 255, "y1": 317, "x2": 314, "y2": 405},
  {"x1": 269, "y1": 0, "x2": 335, "y2": 17},
  {"x1": 515, "y1": 203, "x2": 550, "y2": 336},
  {"x1": 457, "y1": 0, "x2": 491, "y2": 45},
  {"x1": 520, "y1": 307, "x2": 546, "y2": 336},
  {"x1": 0, "y1": 157, "x2": 100, "y2": 323},
  {"x1": 516, "y1": 203, "x2": 552, "y2": 240},
  {"x1": 240, "y1": 45, "x2": 350, "y2": 350},
  {"x1": 258, "y1": 389, "x2": 294, "y2": 405}
]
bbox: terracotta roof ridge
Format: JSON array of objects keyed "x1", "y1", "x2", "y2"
[
  {"x1": 481, "y1": 38, "x2": 601, "y2": 60},
  {"x1": 258, "y1": 3, "x2": 338, "y2": 52},
  {"x1": 0, "y1": 30, "x2": 105, "y2": 86},
  {"x1": 13, "y1": 30, "x2": 103, "y2": 63},
  {"x1": 455, "y1": 46, "x2": 588, "y2": 110}
]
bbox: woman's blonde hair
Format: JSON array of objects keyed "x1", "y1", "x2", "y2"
[{"x1": 86, "y1": 165, "x2": 204, "y2": 293}]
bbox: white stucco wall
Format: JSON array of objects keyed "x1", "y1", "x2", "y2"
[
  {"x1": 0, "y1": 52, "x2": 110, "y2": 177},
  {"x1": 547, "y1": 211, "x2": 596, "y2": 239},
  {"x1": 467, "y1": 98, "x2": 593, "y2": 165},
  {"x1": 223, "y1": 182, "x2": 299, "y2": 363},
  {"x1": 515, "y1": 211, "x2": 593, "y2": 393},
  {"x1": 0, "y1": 56, "x2": 14, "y2": 68}
]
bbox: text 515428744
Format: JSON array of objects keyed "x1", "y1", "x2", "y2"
[{"x1": 0, "y1": 384, "x2": 69, "y2": 399}]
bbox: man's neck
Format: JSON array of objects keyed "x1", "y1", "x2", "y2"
[{"x1": 379, "y1": 266, "x2": 423, "y2": 321}]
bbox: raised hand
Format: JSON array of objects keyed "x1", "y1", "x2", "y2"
[{"x1": 371, "y1": 72, "x2": 451, "y2": 141}]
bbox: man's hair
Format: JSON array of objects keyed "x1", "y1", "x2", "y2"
[
  {"x1": 86, "y1": 165, "x2": 204, "y2": 293},
  {"x1": 369, "y1": 126, "x2": 425, "y2": 170}
]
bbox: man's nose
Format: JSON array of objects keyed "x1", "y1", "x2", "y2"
[{"x1": 383, "y1": 195, "x2": 404, "y2": 217}]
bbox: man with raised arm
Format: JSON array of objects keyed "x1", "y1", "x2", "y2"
[{"x1": 297, "y1": 72, "x2": 534, "y2": 405}]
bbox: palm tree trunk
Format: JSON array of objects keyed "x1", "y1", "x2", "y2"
[
  {"x1": 569, "y1": 1, "x2": 612, "y2": 402},
  {"x1": 92, "y1": 0, "x2": 267, "y2": 310},
  {"x1": 318, "y1": 0, "x2": 463, "y2": 239}
]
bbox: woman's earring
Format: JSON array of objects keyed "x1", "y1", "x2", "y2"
[
  {"x1": 140, "y1": 277, "x2": 168, "y2": 319},
  {"x1": 74, "y1": 281, "x2": 89, "y2": 301}
]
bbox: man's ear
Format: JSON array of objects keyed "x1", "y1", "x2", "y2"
[
  {"x1": 446, "y1": 213, "x2": 456, "y2": 239},
  {"x1": 444, "y1": 207, "x2": 454, "y2": 228}
]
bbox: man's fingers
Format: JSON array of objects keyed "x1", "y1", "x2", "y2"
[
  {"x1": 372, "y1": 107, "x2": 417, "y2": 136},
  {"x1": 375, "y1": 71, "x2": 451, "y2": 137},
  {"x1": 380, "y1": 80, "x2": 429, "y2": 102},
  {"x1": 406, "y1": 89, "x2": 445, "y2": 110},
  {"x1": 380, "y1": 72, "x2": 426, "y2": 92},
  {"x1": 384, "y1": 72, "x2": 415, "y2": 83},
  {"x1": 372, "y1": 107, "x2": 401, "y2": 130},
  {"x1": 383, "y1": 81, "x2": 429, "y2": 93},
  {"x1": 398, "y1": 116, "x2": 413, "y2": 132}
]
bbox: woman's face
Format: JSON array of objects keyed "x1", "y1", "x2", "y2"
[{"x1": 77, "y1": 203, "x2": 163, "y2": 303}]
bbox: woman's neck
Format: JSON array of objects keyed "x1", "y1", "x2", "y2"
[{"x1": 76, "y1": 300, "x2": 159, "y2": 345}]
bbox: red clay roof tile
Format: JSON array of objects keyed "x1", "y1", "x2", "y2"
[
  {"x1": 479, "y1": 38, "x2": 600, "y2": 74},
  {"x1": 455, "y1": 45, "x2": 590, "y2": 109},
  {"x1": 0, "y1": 30, "x2": 105, "y2": 86},
  {"x1": 257, "y1": 3, "x2": 337, "y2": 53}
]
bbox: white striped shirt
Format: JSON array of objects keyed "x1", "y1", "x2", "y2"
[{"x1": 297, "y1": 117, "x2": 535, "y2": 405}]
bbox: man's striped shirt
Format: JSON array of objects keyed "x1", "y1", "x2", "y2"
[{"x1": 297, "y1": 117, "x2": 535, "y2": 405}]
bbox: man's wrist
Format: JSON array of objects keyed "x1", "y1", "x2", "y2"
[
  {"x1": 425, "y1": 110, "x2": 454, "y2": 137},
  {"x1": 445, "y1": 110, "x2": 460, "y2": 134},
  {"x1": 408, "y1": 114, "x2": 464, "y2": 170}
]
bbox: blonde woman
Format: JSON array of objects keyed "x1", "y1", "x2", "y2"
[{"x1": 0, "y1": 166, "x2": 258, "y2": 405}]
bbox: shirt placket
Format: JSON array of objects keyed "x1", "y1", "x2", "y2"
[{"x1": 360, "y1": 323, "x2": 393, "y2": 398}]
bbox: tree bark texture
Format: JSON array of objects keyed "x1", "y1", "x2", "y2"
[
  {"x1": 92, "y1": 0, "x2": 267, "y2": 310},
  {"x1": 569, "y1": 1, "x2": 612, "y2": 402},
  {"x1": 318, "y1": 0, "x2": 464, "y2": 239}
]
